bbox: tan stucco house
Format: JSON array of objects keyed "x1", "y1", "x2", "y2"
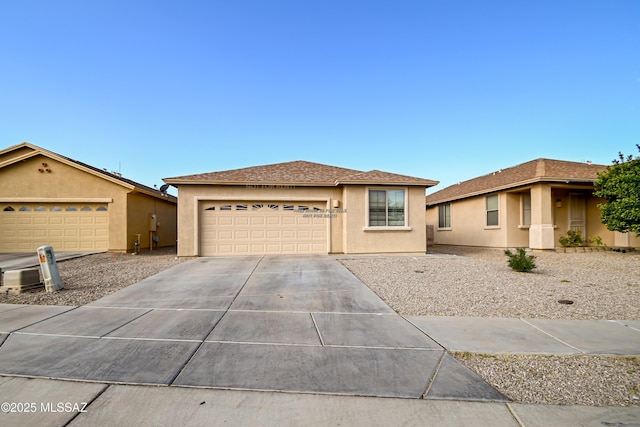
[
  {"x1": 425, "y1": 158, "x2": 640, "y2": 250},
  {"x1": 164, "y1": 161, "x2": 438, "y2": 256},
  {"x1": 0, "y1": 142, "x2": 177, "y2": 253}
]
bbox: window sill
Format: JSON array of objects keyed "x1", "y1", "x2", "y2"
[
  {"x1": 437, "y1": 227, "x2": 452, "y2": 231},
  {"x1": 484, "y1": 226, "x2": 501, "y2": 230},
  {"x1": 518, "y1": 225, "x2": 530, "y2": 229},
  {"x1": 363, "y1": 226, "x2": 412, "y2": 231}
]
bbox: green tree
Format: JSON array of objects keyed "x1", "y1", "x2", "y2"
[{"x1": 593, "y1": 145, "x2": 640, "y2": 235}]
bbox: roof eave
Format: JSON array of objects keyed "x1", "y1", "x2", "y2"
[
  {"x1": 163, "y1": 179, "x2": 338, "y2": 187},
  {"x1": 337, "y1": 180, "x2": 438, "y2": 187},
  {"x1": 426, "y1": 177, "x2": 599, "y2": 206},
  {"x1": 0, "y1": 144, "x2": 137, "y2": 191}
]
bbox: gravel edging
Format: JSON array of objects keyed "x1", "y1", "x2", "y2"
[
  {"x1": 0, "y1": 248, "x2": 187, "y2": 306},
  {"x1": 337, "y1": 247, "x2": 640, "y2": 320},
  {"x1": 455, "y1": 353, "x2": 640, "y2": 407},
  {"x1": 338, "y1": 246, "x2": 640, "y2": 407}
]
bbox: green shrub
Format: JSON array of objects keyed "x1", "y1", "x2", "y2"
[
  {"x1": 559, "y1": 230, "x2": 585, "y2": 247},
  {"x1": 588, "y1": 235, "x2": 605, "y2": 247},
  {"x1": 504, "y1": 248, "x2": 537, "y2": 272}
]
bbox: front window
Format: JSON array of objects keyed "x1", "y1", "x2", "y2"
[
  {"x1": 521, "y1": 193, "x2": 531, "y2": 226},
  {"x1": 438, "y1": 203, "x2": 451, "y2": 228},
  {"x1": 486, "y1": 195, "x2": 499, "y2": 226},
  {"x1": 369, "y1": 189, "x2": 405, "y2": 226}
]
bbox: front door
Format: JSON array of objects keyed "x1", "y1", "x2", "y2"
[{"x1": 568, "y1": 193, "x2": 586, "y2": 236}]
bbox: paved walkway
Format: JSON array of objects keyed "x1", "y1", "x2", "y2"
[{"x1": 0, "y1": 255, "x2": 638, "y2": 426}]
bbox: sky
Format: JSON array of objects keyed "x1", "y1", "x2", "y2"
[{"x1": 2, "y1": 1, "x2": 639, "y2": 196}]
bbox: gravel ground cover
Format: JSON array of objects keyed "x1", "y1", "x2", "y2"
[
  {"x1": 1, "y1": 246, "x2": 638, "y2": 406},
  {"x1": 0, "y1": 247, "x2": 187, "y2": 306},
  {"x1": 339, "y1": 246, "x2": 640, "y2": 407}
]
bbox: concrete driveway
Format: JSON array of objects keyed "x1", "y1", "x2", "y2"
[{"x1": 0, "y1": 255, "x2": 505, "y2": 400}]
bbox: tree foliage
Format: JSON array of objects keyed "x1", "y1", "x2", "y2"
[{"x1": 593, "y1": 145, "x2": 640, "y2": 235}]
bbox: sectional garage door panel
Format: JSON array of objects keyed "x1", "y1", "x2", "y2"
[
  {"x1": 199, "y1": 201, "x2": 327, "y2": 256},
  {"x1": 0, "y1": 203, "x2": 109, "y2": 252}
]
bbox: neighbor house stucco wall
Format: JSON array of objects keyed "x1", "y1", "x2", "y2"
[
  {"x1": 126, "y1": 192, "x2": 177, "y2": 251},
  {"x1": 505, "y1": 191, "x2": 530, "y2": 248},
  {"x1": 427, "y1": 184, "x2": 640, "y2": 249},
  {"x1": 0, "y1": 152, "x2": 177, "y2": 252},
  {"x1": 0, "y1": 155, "x2": 127, "y2": 250},
  {"x1": 426, "y1": 192, "x2": 508, "y2": 248}
]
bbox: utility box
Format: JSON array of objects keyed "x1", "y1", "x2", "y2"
[
  {"x1": 37, "y1": 245, "x2": 64, "y2": 292},
  {"x1": 149, "y1": 214, "x2": 157, "y2": 232}
]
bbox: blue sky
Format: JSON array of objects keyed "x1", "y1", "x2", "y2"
[{"x1": 2, "y1": 1, "x2": 639, "y2": 195}]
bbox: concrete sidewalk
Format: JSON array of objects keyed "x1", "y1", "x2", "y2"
[{"x1": 0, "y1": 255, "x2": 638, "y2": 426}]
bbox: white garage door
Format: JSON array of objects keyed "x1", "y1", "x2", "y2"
[
  {"x1": 0, "y1": 203, "x2": 109, "y2": 253},
  {"x1": 199, "y1": 201, "x2": 327, "y2": 256}
]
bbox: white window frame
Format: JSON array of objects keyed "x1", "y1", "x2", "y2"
[
  {"x1": 520, "y1": 192, "x2": 531, "y2": 228},
  {"x1": 485, "y1": 194, "x2": 500, "y2": 228},
  {"x1": 438, "y1": 203, "x2": 451, "y2": 229},
  {"x1": 363, "y1": 187, "x2": 412, "y2": 231}
]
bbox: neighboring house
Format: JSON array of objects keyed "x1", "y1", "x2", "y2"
[
  {"x1": 0, "y1": 142, "x2": 177, "y2": 253},
  {"x1": 425, "y1": 158, "x2": 640, "y2": 250},
  {"x1": 163, "y1": 161, "x2": 438, "y2": 256}
]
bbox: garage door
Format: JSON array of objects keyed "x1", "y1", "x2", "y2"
[
  {"x1": 199, "y1": 201, "x2": 327, "y2": 256},
  {"x1": 0, "y1": 203, "x2": 109, "y2": 252}
]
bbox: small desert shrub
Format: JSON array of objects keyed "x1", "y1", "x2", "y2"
[
  {"x1": 589, "y1": 235, "x2": 605, "y2": 246},
  {"x1": 559, "y1": 230, "x2": 585, "y2": 247},
  {"x1": 504, "y1": 248, "x2": 537, "y2": 272}
]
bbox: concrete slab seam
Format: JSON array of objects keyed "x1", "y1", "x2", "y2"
[
  {"x1": 238, "y1": 289, "x2": 354, "y2": 297},
  {"x1": 505, "y1": 402, "x2": 526, "y2": 427},
  {"x1": 102, "y1": 336, "x2": 203, "y2": 343},
  {"x1": 616, "y1": 320, "x2": 640, "y2": 333},
  {"x1": 8, "y1": 306, "x2": 80, "y2": 333},
  {"x1": 88, "y1": 305, "x2": 228, "y2": 311},
  {"x1": 168, "y1": 256, "x2": 265, "y2": 386},
  {"x1": 63, "y1": 382, "x2": 111, "y2": 426},
  {"x1": 322, "y1": 345, "x2": 444, "y2": 351},
  {"x1": 421, "y1": 350, "x2": 446, "y2": 399},
  {"x1": 519, "y1": 318, "x2": 585, "y2": 354},
  {"x1": 203, "y1": 340, "x2": 323, "y2": 347},
  {"x1": 13, "y1": 332, "x2": 104, "y2": 339},
  {"x1": 97, "y1": 309, "x2": 153, "y2": 338},
  {"x1": 401, "y1": 315, "x2": 448, "y2": 351},
  {"x1": 309, "y1": 313, "x2": 325, "y2": 346}
]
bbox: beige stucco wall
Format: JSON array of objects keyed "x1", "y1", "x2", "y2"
[
  {"x1": 174, "y1": 183, "x2": 428, "y2": 256},
  {"x1": 427, "y1": 184, "x2": 640, "y2": 249},
  {"x1": 174, "y1": 184, "x2": 344, "y2": 256},
  {"x1": 552, "y1": 188, "x2": 639, "y2": 248},
  {"x1": 126, "y1": 192, "x2": 177, "y2": 251},
  {"x1": 343, "y1": 186, "x2": 427, "y2": 254},
  {"x1": 0, "y1": 154, "x2": 176, "y2": 252},
  {"x1": 426, "y1": 192, "x2": 508, "y2": 248}
]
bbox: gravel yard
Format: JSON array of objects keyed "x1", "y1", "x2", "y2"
[
  {"x1": 338, "y1": 246, "x2": 640, "y2": 320},
  {"x1": 1, "y1": 245, "x2": 639, "y2": 406},
  {"x1": 339, "y1": 246, "x2": 640, "y2": 407},
  {"x1": 0, "y1": 247, "x2": 187, "y2": 306}
]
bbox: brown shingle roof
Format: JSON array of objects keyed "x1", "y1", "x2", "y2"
[
  {"x1": 337, "y1": 170, "x2": 438, "y2": 186},
  {"x1": 164, "y1": 160, "x2": 438, "y2": 187},
  {"x1": 426, "y1": 158, "x2": 608, "y2": 205}
]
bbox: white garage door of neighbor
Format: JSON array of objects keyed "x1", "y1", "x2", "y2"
[
  {"x1": 199, "y1": 201, "x2": 327, "y2": 256},
  {"x1": 0, "y1": 203, "x2": 109, "y2": 253}
]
